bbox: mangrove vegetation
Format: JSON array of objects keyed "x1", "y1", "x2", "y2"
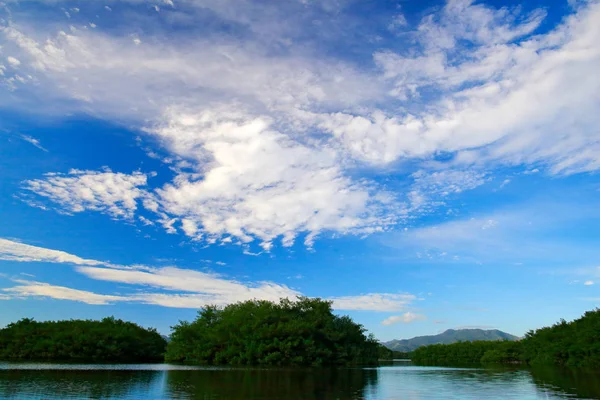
[
  {"x1": 2, "y1": 302, "x2": 600, "y2": 368},
  {"x1": 0, "y1": 317, "x2": 166, "y2": 362},
  {"x1": 411, "y1": 309, "x2": 600, "y2": 368},
  {"x1": 165, "y1": 297, "x2": 380, "y2": 366}
]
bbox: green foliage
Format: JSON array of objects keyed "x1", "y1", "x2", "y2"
[
  {"x1": 411, "y1": 309, "x2": 600, "y2": 367},
  {"x1": 165, "y1": 297, "x2": 380, "y2": 366},
  {"x1": 378, "y1": 345, "x2": 393, "y2": 360},
  {"x1": 411, "y1": 340, "x2": 522, "y2": 365},
  {"x1": 377, "y1": 347, "x2": 409, "y2": 360},
  {"x1": 0, "y1": 317, "x2": 167, "y2": 362},
  {"x1": 521, "y1": 309, "x2": 600, "y2": 368},
  {"x1": 392, "y1": 351, "x2": 410, "y2": 359}
]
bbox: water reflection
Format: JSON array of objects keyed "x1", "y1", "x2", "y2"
[
  {"x1": 1, "y1": 363, "x2": 599, "y2": 399},
  {"x1": 165, "y1": 367, "x2": 378, "y2": 400},
  {"x1": 531, "y1": 367, "x2": 600, "y2": 399},
  {"x1": 374, "y1": 366, "x2": 544, "y2": 399},
  {"x1": 0, "y1": 368, "x2": 163, "y2": 399}
]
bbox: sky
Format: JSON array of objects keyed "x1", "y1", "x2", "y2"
[{"x1": 0, "y1": 0, "x2": 599, "y2": 341}]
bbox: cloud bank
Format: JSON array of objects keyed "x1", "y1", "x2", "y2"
[{"x1": 1, "y1": 0, "x2": 599, "y2": 250}]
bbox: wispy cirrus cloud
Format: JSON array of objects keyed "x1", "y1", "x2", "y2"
[
  {"x1": 77, "y1": 265, "x2": 299, "y2": 301},
  {"x1": 386, "y1": 200, "x2": 600, "y2": 265},
  {"x1": 20, "y1": 135, "x2": 48, "y2": 152},
  {"x1": 0, "y1": 237, "x2": 107, "y2": 266},
  {"x1": 406, "y1": 169, "x2": 489, "y2": 213},
  {"x1": 3, "y1": 280, "x2": 129, "y2": 305},
  {"x1": 0, "y1": 238, "x2": 416, "y2": 311}
]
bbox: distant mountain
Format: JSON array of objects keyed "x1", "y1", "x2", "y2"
[{"x1": 383, "y1": 329, "x2": 518, "y2": 352}]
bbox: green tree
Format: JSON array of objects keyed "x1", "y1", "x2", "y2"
[
  {"x1": 165, "y1": 297, "x2": 380, "y2": 366},
  {"x1": 411, "y1": 309, "x2": 600, "y2": 368},
  {"x1": 0, "y1": 317, "x2": 167, "y2": 362}
]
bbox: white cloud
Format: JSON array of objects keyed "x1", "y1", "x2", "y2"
[
  {"x1": 3, "y1": 280, "x2": 129, "y2": 305},
  {"x1": 2, "y1": 274, "x2": 420, "y2": 310},
  {"x1": 330, "y1": 293, "x2": 416, "y2": 312},
  {"x1": 318, "y1": 1, "x2": 600, "y2": 173},
  {"x1": 411, "y1": 169, "x2": 488, "y2": 196},
  {"x1": 132, "y1": 292, "x2": 247, "y2": 309},
  {"x1": 23, "y1": 169, "x2": 150, "y2": 220},
  {"x1": 0, "y1": 238, "x2": 416, "y2": 310},
  {"x1": 388, "y1": 13, "x2": 408, "y2": 32},
  {"x1": 20, "y1": 135, "x2": 48, "y2": 152},
  {"x1": 0, "y1": 22, "x2": 379, "y2": 120},
  {"x1": 498, "y1": 179, "x2": 511, "y2": 189},
  {"x1": 381, "y1": 312, "x2": 427, "y2": 325},
  {"x1": 406, "y1": 169, "x2": 488, "y2": 212},
  {"x1": 139, "y1": 215, "x2": 154, "y2": 226},
  {"x1": 0, "y1": 237, "x2": 106, "y2": 266},
  {"x1": 77, "y1": 265, "x2": 299, "y2": 301},
  {"x1": 7, "y1": 56, "x2": 21, "y2": 67},
  {"x1": 1, "y1": 0, "x2": 599, "y2": 250},
  {"x1": 77, "y1": 266, "x2": 418, "y2": 311},
  {"x1": 152, "y1": 108, "x2": 394, "y2": 248},
  {"x1": 1, "y1": 277, "x2": 419, "y2": 310},
  {"x1": 0, "y1": 237, "x2": 302, "y2": 307},
  {"x1": 584, "y1": 280, "x2": 594, "y2": 286},
  {"x1": 1, "y1": 17, "x2": 392, "y2": 248}
]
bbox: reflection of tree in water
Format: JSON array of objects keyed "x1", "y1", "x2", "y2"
[
  {"x1": 434, "y1": 365, "x2": 600, "y2": 399},
  {"x1": 530, "y1": 367, "x2": 600, "y2": 399},
  {"x1": 0, "y1": 369, "x2": 162, "y2": 399},
  {"x1": 166, "y1": 367, "x2": 378, "y2": 400}
]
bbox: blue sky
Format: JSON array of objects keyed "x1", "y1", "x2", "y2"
[{"x1": 0, "y1": 0, "x2": 599, "y2": 341}]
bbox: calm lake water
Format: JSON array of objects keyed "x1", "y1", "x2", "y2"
[{"x1": 1, "y1": 361, "x2": 600, "y2": 399}]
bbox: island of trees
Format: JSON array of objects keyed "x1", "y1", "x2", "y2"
[
  {"x1": 411, "y1": 309, "x2": 600, "y2": 368},
  {"x1": 2, "y1": 301, "x2": 600, "y2": 368},
  {"x1": 0, "y1": 317, "x2": 166, "y2": 362},
  {"x1": 165, "y1": 297, "x2": 380, "y2": 366}
]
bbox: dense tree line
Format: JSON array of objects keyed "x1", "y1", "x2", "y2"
[
  {"x1": 521, "y1": 309, "x2": 600, "y2": 367},
  {"x1": 0, "y1": 317, "x2": 166, "y2": 362},
  {"x1": 411, "y1": 340, "x2": 522, "y2": 365},
  {"x1": 165, "y1": 297, "x2": 380, "y2": 366},
  {"x1": 411, "y1": 309, "x2": 600, "y2": 367},
  {"x1": 377, "y1": 346, "x2": 410, "y2": 360},
  {"x1": 4, "y1": 305, "x2": 599, "y2": 368}
]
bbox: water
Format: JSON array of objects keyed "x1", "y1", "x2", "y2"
[{"x1": 1, "y1": 361, "x2": 599, "y2": 399}]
